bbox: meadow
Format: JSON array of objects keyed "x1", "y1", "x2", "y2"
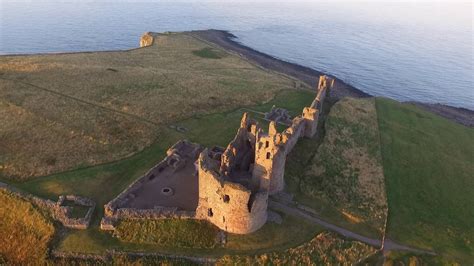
[
  {"x1": 0, "y1": 189, "x2": 55, "y2": 264},
  {"x1": 376, "y1": 98, "x2": 474, "y2": 263},
  {"x1": 284, "y1": 97, "x2": 387, "y2": 239},
  {"x1": 0, "y1": 32, "x2": 297, "y2": 180}
]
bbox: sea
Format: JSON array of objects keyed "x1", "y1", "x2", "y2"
[{"x1": 0, "y1": 1, "x2": 472, "y2": 109}]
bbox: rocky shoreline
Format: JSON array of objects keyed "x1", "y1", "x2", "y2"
[{"x1": 190, "y1": 30, "x2": 473, "y2": 127}]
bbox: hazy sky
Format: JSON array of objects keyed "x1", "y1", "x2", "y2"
[{"x1": 1, "y1": 0, "x2": 472, "y2": 2}]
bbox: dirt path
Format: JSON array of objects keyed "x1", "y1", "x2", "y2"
[{"x1": 269, "y1": 200, "x2": 436, "y2": 255}]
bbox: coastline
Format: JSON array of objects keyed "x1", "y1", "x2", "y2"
[
  {"x1": 189, "y1": 29, "x2": 473, "y2": 127},
  {"x1": 1, "y1": 29, "x2": 472, "y2": 127}
]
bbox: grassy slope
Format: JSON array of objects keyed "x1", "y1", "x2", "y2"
[
  {"x1": 376, "y1": 98, "x2": 474, "y2": 262},
  {"x1": 57, "y1": 213, "x2": 322, "y2": 257},
  {"x1": 285, "y1": 97, "x2": 387, "y2": 239},
  {"x1": 0, "y1": 189, "x2": 55, "y2": 264},
  {"x1": 0, "y1": 32, "x2": 296, "y2": 180}
]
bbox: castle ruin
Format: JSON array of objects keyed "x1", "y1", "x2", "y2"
[{"x1": 102, "y1": 75, "x2": 334, "y2": 234}]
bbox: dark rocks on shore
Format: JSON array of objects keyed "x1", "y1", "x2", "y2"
[{"x1": 190, "y1": 29, "x2": 472, "y2": 127}]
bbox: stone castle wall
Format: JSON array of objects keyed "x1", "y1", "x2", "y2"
[
  {"x1": 253, "y1": 121, "x2": 287, "y2": 194},
  {"x1": 255, "y1": 75, "x2": 334, "y2": 195},
  {"x1": 219, "y1": 113, "x2": 259, "y2": 178},
  {"x1": 195, "y1": 150, "x2": 268, "y2": 234}
]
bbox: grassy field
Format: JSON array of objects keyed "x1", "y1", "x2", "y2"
[
  {"x1": 115, "y1": 219, "x2": 220, "y2": 248},
  {"x1": 0, "y1": 32, "x2": 298, "y2": 180},
  {"x1": 376, "y1": 98, "x2": 474, "y2": 263},
  {"x1": 383, "y1": 251, "x2": 460, "y2": 265},
  {"x1": 0, "y1": 189, "x2": 55, "y2": 264},
  {"x1": 219, "y1": 231, "x2": 376, "y2": 265},
  {"x1": 57, "y1": 212, "x2": 322, "y2": 258},
  {"x1": 225, "y1": 213, "x2": 321, "y2": 253},
  {"x1": 285, "y1": 98, "x2": 387, "y2": 239}
]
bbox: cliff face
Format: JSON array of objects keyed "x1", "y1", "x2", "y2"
[{"x1": 140, "y1": 32, "x2": 154, "y2": 47}]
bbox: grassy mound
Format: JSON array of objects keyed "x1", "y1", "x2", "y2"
[
  {"x1": 0, "y1": 189, "x2": 55, "y2": 264},
  {"x1": 114, "y1": 219, "x2": 220, "y2": 249},
  {"x1": 286, "y1": 97, "x2": 387, "y2": 238},
  {"x1": 376, "y1": 98, "x2": 474, "y2": 262}
]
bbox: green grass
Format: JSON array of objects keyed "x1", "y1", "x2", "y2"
[
  {"x1": 226, "y1": 213, "x2": 322, "y2": 253},
  {"x1": 384, "y1": 251, "x2": 458, "y2": 266},
  {"x1": 192, "y1": 47, "x2": 224, "y2": 59},
  {"x1": 115, "y1": 219, "x2": 219, "y2": 248},
  {"x1": 220, "y1": 231, "x2": 376, "y2": 265},
  {"x1": 61, "y1": 200, "x2": 91, "y2": 219},
  {"x1": 283, "y1": 97, "x2": 385, "y2": 239},
  {"x1": 376, "y1": 98, "x2": 474, "y2": 262},
  {"x1": 0, "y1": 32, "x2": 295, "y2": 180},
  {"x1": 56, "y1": 212, "x2": 322, "y2": 258},
  {"x1": 0, "y1": 189, "x2": 55, "y2": 264}
]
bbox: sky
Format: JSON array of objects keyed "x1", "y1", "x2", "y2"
[{"x1": 0, "y1": 0, "x2": 473, "y2": 2}]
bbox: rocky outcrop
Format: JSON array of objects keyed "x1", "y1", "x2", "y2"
[{"x1": 140, "y1": 32, "x2": 154, "y2": 47}]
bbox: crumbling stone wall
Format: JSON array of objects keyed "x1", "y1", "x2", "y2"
[
  {"x1": 195, "y1": 149, "x2": 268, "y2": 234},
  {"x1": 0, "y1": 182, "x2": 95, "y2": 229},
  {"x1": 220, "y1": 113, "x2": 258, "y2": 177},
  {"x1": 55, "y1": 195, "x2": 96, "y2": 229},
  {"x1": 253, "y1": 121, "x2": 287, "y2": 194},
  {"x1": 140, "y1": 32, "x2": 155, "y2": 47},
  {"x1": 302, "y1": 75, "x2": 333, "y2": 138},
  {"x1": 280, "y1": 116, "x2": 306, "y2": 155}
]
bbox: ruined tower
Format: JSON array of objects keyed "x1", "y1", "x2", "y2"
[
  {"x1": 252, "y1": 121, "x2": 286, "y2": 194},
  {"x1": 195, "y1": 113, "x2": 268, "y2": 234},
  {"x1": 302, "y1": 75, "x2": 334, "y2": 138}
]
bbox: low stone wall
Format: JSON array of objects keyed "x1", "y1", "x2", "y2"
[
  {"x1": 105, "y1": 140, "x2": 199, "y2": 216},
  {"x1": 51, "y1": 249, "x2": 217, "y2": 264},
  {"x1": 56, "y1": 195, "x2": 96, "y2": 229},
  {"x1": 0, "y1": 183, "x2": 95, "y2": 229},
  {"x1": 102, "y1": 140, "x2": 200, "y2": 230}
]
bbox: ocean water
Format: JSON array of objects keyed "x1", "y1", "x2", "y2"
[{"x1": 0, "y1": 1, "x2": 472, "y2": 109}]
